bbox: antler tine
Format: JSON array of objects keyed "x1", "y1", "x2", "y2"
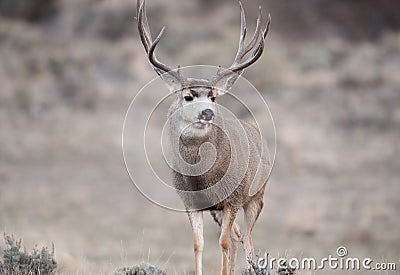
[
  {"x1": 264, "y1": 13, "x2": 271, "y2": 40},
  {"x1": 233, "y1": 6, "x2": 262, "y2": 64},
  {"x1": 137, "y1": 0, "x2": 151, "y2": 51},
  {"x1": 235, "y1": 6, "x2": 263, "y2": 65},
  {"x1": 234, "y1": 1, "x2": 247, "y2": 61},
  {"x1": 243, "y1": 12, "x2": 271, "y2": 62},
  {"x1": 213, "y1": 5, "x2": 270, "y2": 84},
  {"x1": 240, "y1": 13, "x2": 270, "y2": 64},
  {"x1": 230, "y1": 24, "x2": 269, "y2": 72},
  {"x1": 148, "y1": 26, "x2": 174, "y2": 74},
  {"x1": 137, "y1": 0, "x2": 183, "y2": 81}
]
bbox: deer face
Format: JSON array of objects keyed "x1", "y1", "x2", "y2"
[
  {"x1": 169, "y1": 79, "x2": 216, "y2": 137},
  {"x1": 180, "y1": 87, "x2": 215, "y2": 123},
  {"x1": 178, "y1": 79, "x2": 216, "y2": 122}
]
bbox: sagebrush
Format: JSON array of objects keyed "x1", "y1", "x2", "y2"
[{"x1": 0, "y1": 234, "x2": 57, "y2": 275}]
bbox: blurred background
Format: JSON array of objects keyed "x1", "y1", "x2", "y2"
[{"x1": 0, "y1": 0, "x2": 399, "y2": 274}]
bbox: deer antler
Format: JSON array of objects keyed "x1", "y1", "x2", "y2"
[
  {"x1": 137, "y1": 0, "x2": 184, "y2": 82},
  {"x1": 212, "y1": 2, "x2": 271, "y2": 86}
]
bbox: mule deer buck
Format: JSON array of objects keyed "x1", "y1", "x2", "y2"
[{"x1": 137, "y1": 1, "x2": 271, "y2": 274}]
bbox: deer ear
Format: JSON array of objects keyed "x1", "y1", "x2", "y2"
[
  {"x1": 154, "y1": 67, "x2": 184, "y2": 92},
  {"x1": 158, "y1": 71, "x2": 183, "y2": 92},
  {"x1": 212, "y1": 72, "x2": 241, "y2": 96}
]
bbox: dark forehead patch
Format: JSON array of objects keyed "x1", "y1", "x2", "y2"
[
  {"x1": 186, "y1": 86, "x2": 213, "y2": 97},
  {"x1": 190, "y1": 89, "x2": 198, "y2": 97}
]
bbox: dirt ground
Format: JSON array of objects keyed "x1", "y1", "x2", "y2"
[{"x1": 1, "y1": 0, "x2": 399, "y2": 274}]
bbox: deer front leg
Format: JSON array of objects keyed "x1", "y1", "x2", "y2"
[
  {"x1": 219, "y1": 208, "x2": 238, "y2": 275},
  {"x1": 188, "y1": 211, "x2": 204, "y2": 275},
  {"x1": 229, "y1": 221, "x2": 241, "y2": 275},
  {"x1": 243, "y1": 198, "x2": 264, "y2": 266}
]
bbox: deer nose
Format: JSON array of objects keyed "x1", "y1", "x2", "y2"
[{"x1": 199, "y1": 109, "x2": 214, "y2": 121}]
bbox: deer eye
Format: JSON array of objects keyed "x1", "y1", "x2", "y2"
[
  {"x1": 210, "y1": 97, "x2": 216, "y2": 102},
  {"x1": 184, "y1": 96, "x2": 193, "y2": 102}
]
